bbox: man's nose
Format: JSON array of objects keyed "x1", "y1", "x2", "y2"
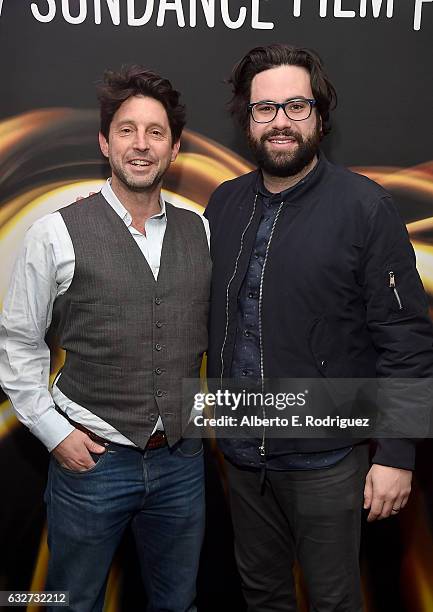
[
  {"x1": 133, "y1": 131, "x2": 149, "y2": 150},
  {"x1": 271, "y1": 106, "x2": 293, "y2": 129}
]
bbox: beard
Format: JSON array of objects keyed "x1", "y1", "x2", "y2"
[
  {"x1": 110, "y1": 158, "x2": 166, "y2": 193},
  {"x1": 247, "y1": 121, "x2": 322, "y2": 178}
]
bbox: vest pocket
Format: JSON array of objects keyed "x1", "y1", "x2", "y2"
[
  {"x1": 69, "y1": 301, "x2": 120, "y2": 320},
  {"x1": 66, "y1": 302, "x2": 121, "y2": 354}
]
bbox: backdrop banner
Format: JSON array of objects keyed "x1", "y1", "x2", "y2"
[{"x1": 1, "y1": 2, "x2": 433, "y2": 611}]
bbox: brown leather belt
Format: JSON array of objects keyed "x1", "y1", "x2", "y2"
[
  {"x1": 55, "y1": 407, "x2": 167, "y2": 450},
  {"x1": 58, "y1": 411, "x2": 110, "y2": 446},
  {"x1": 145, "y1": 430, "x2": 168, "y2": 450}
]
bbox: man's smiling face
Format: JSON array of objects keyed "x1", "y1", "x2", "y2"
[
  {"x1": 99, "y1": 94, "x2": 179, "y2": 193},
  {"x1": 247, "y1": 65, "x2": 321, "y2": 178}
]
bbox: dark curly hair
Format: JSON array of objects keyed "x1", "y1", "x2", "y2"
[
  {"x1": 228, "y1": 44, "x2": 337, "y2": 135},
  {"x1": 98, "y1": 65, "x2": 186, "y2": 142}
]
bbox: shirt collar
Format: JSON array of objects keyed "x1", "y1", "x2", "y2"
[{"x1": 101, "y1": 179, "x2": 166, "y2": 227}]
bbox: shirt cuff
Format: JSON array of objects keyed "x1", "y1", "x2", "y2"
[{"x1": 30, "y1": 407, "x2": 75, "y2": 452}]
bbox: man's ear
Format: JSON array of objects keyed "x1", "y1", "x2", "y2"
[
  {"x1": 99, "y1": 131, "x2": 109, "y2": 158},
  {"x1": 171, "y1": 139, "x2": 181, "y2": 163}
]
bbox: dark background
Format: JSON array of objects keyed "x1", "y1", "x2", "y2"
[
  {"x1": 1, "y1": 1, "x2": 432, "y2": 167},
  {"x1": 1, "y1": 1, "x2": 433, "y2": 610}
]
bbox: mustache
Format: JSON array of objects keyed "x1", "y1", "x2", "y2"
[{"x1": 261, "y1": 129, "x2": 302, "y2": 144}]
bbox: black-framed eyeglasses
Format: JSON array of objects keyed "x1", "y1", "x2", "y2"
[{"x1": 248, "y1": 98, "x2": 317, "y2": 123}]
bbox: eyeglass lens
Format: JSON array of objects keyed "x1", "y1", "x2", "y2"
[{"x1": 251, "y1": 100, "x2": 312, "y2": 123}]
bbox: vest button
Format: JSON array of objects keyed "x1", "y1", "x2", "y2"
[
  {"x1": 155, "y1": 343, "x2": 162, "y2": 351},
  {"x1": 155, "y1": 367, "x2": 162, "y2": 375},
  {"x1": 155, "y1": 320, "x2": 163, "y2": 328},
  {"x1": 321, "y1": 360, "x2": 327, "y2": 369},
  {"x1": 156, "y1": 389, "x2": 163, "y2": 397},
  {"x1": 155, "y1": 297, "x2": 162, "y2": 305},
  {"x1": 149, "y1": 413, "x2": 156, "y2": 421}
]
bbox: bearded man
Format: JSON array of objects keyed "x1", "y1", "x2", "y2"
[{"x1": 204, "y1": 44, "x2": 433, "y2": 611}]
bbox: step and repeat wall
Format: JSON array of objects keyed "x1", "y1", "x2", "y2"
[{"x1": 1, "y1": 2, "x2": 433, "y2": 611}]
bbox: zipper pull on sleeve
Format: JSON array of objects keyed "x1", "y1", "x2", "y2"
[{"x1": 389, "y1": 271, "x2": 403, "y2": 310}]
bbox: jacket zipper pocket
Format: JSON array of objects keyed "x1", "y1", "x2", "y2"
[{"x1": 389, "y1": 271, "x2": 403, "y2": 310}]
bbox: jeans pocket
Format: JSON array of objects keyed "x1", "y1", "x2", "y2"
[
  {"x1": 174, "y1": 438, "x2": 203, "y2": 458},
  {"x1": 52, "y1": 449, "x2": 108, "y2": 475}
]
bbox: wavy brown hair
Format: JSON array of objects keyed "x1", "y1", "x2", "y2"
[
  {"x1": 228, "y1": 44, "x2": 337, "y2": 135},
  {"x1": 98, "y1": 65, "x2": 186, "y2": 143}
]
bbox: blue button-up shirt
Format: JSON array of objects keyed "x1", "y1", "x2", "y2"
[{"x1": 229, "y1": 172, "x2": 351, "y2": 470}]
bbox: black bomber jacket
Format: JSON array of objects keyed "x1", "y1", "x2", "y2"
[{"x1": 204, "y1": 153, "x2": 433, "y2": 470}]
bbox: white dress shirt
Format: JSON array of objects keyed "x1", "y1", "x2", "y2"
[{"x1": 0, "y1": 180, "x2": 210, "y2": 451}]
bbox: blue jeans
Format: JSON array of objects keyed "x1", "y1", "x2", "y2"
[{"x1": 44, "y1": 439, "x2": 205, "y2": 612}]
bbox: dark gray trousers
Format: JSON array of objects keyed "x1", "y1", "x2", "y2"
[{"x1": 225, "y1": 444, "x2": 370, "y2": 612}]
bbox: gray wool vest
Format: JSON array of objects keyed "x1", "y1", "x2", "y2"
[{"x1": 51, "y1": 193, "x2": 211, "y2": 448}]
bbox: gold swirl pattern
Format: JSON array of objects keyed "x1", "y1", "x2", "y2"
[{"x1": 0, "y1": 109, "x2": 432, "y2": 611}]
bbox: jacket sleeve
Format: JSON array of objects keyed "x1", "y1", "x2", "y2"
[
  {"x1": 361, "y1": 195, "x2": 433, "y2": 469},
  {"x1": 204, "y1": 184, "x2": 223, "y2": 227}
]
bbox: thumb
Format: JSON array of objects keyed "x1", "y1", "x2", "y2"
[
  {"x1": 364, "y1": 472, "x2": 373, "y2": 509},
  {"x1": 84, "y1": 437, "x2": 107, "y2": 454}
]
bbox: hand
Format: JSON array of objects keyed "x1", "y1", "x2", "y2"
[
  {"x1": 363, "y1": 464, "x2": 412, "y2": 522},
  {"x1": 75, "y1": 192, "x2": 96, "y2": 202},
  {"x1": 52, "y1": 429, "x2": 106, "y2": 472}
]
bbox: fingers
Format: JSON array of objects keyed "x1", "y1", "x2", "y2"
[
  {"x1": 75, "y1": 192, "x2": 96, "y2": 202},
  {"x1": 390, "y1": 493, "x2": 410, "y2": 516},
  {"x1": 53, "y1": 450, "x2": 95, "y2": 472},
  {"x1": 399, "y1": 495, "x2": 410, "y2": 510},
  {"x1": 364, "y1": 464, "x2": 413, "y2": 522},
  {"x1": 84, "y1": 437, "x2": 107, "y2": 454},
  {"x1": 378, "y1": 500, "x2": 394, "y2": 520},
  {"x1": 363, "y1": 472, "x2": 373, "y2": 510},
  {"x1": 367, "y1": 497, "x2": 385, "y2": 522},
  {"x1": 52, "y1": 429, "x2": 105, "y2": 471},
  {"x1": 368, "y1": 495, "x2": 409, "y2": 521}
]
